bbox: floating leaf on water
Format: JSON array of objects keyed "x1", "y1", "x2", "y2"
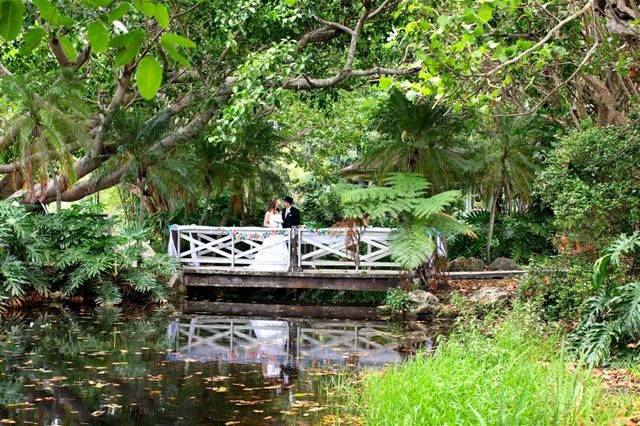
[
  {"x1": 90, "y1": 411, "x2": 105, "y2": 417},
  {"x1": 0, "y1": 419, "x2": 16, "y2": 424}
]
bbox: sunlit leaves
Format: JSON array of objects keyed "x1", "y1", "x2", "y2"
[
  {"x1": 0, "y1": 0, "x2": 25, "y2": 41},
  {"x1": 135, "y1": 55, "x2": 162, "y2": 99},
  {"x1": 19, "y1": 26, "x2": 45, "y2": 55},
  {"x1": 87, "y1": 20, "x2": 110, "y2": 53}
]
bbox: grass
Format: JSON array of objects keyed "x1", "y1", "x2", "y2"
[{"x1": 327, "y1": 305, "x2": 639, "y2": 425}]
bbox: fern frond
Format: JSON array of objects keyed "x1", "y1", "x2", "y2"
[
  {"x1": 427, "y1": 212, "x2": 476, "y2": 238},
  {"x1": 413, "y1": 190, "x2": 462, "y2": 219},
  {"x1": 389, "y1": 223, "x2": 436, "y2": 271}
]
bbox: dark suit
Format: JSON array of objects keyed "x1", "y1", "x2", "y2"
[{"x1": 282, "y1": 206, "x2": 301, "y2": 228}]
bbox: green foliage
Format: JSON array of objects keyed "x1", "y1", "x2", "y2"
[
  {"x1": 449, "y1": 206, "x2": 554, "y2": 262},
  {"x1": 366, "y1": 89, "x2": 468, "y2": 192},
  {"x1": 518, "y1": 255, "x2": 593, "y2": 322},
  {"x1": 297, "y1": 178, "x2": 343, "y2": 228},
  {"x1": 0, "y1": 201, "x2": 178, "y2": 309},
  {"x1": 537, "y1": 121, "x2": 640, "y2": 248},
  {"x1": 341, "y1": 173, "x2": 473, "y2": 271},
  {"x1": 572, "y1": 233, "x2": 640, "y2": 365},
  {"x1": 384, "y1": 288, "x2": 411, "y2": 314},
  {"x1": 331, "y1": 305, "x2": 635, "y2": 425}
]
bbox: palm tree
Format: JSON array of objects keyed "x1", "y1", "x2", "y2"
[
  {"x1": 196, "y1": 115, "x2": 287, "y2": 225},
  {"x1": 103, "y1": 109, "x2": 202, "y2": 227},
  {"x1": 365, "y1": 90, "x2": 469, "y2": 192},
  {"x1": 477, "y1": 115, "x2": 538, "y2": 261},
  {"x1": 0, "y1": 71, "x2": 90, "y2": 210}
]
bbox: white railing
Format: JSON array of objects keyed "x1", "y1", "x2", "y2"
[
  {"x1": 297, "y1": 227, "x2": 399, "y2": 271},
  {"x1": 168, "y1": 225, "x2": 400, "y2": 272},
  {"x1": 168, "y1": 225, "x2": 291, "y2": 270}
]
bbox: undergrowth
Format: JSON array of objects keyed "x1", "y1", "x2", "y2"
[{"x1": 325, "y1": 304, "x2": 638, "y2": 425}]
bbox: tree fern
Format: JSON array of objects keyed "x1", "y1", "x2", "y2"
[
  {"x1": 389, "y1": 222, "x2": 436, "y2": 271},
  {"x1": 340, "y1": 173, "x2": 473, "y2": 271}
]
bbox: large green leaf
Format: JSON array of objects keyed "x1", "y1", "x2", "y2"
[
  {"x1": 160, "y1": 32, "x2": 195, "y2": 67},
  {"x1": 32, "y1": 0, "x2": 60, "y2": 26},
  {"x1": 58, "y1": 35, "x2": 78, "y2": 61},
  {"x1": 105, "y1": 3, "x2": 129, "y2": 22},
  {"x1": 153, "y1": 3, "x2": 169, "y2": 29},
  {"x1": 135, "y1": 55, "x2": 162, "y2": 100},
  {"x1": 0, "y1": 0, "x2": 25, "y2": 41},
  {"x1": 19, "y1": 26, "x2": 45, "y2": 55},
  {"x1": 87, "y1": 20, "x2": 110, "y2": 53},
  {"x1": 109, "y1": 29, "x2": 145, "y2": 66}
]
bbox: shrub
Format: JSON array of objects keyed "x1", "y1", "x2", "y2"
[
  {"x1": 0, "y1": 202, "x2": 177, "y2": 309},
  {"x1": 448, "y1": 206, "x2": 554, "y2": 263},
  {"x1": 537, "y1": 122, "x2": 640, "y2": 249},
  {"x1": 384, "y1": 288, "x2": 411, "y2": 314},
  {"x1": 572, "y1": 233, "x2": 640, "y2": 365},
  {"x1": 518, "y1": 255, "x2": 593, "y2": 322}
]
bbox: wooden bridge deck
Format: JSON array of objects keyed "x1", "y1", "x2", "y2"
[
  {"x1": 170, "y1": 225, "x2": 523, "y2": 291},
  {"x1": 182, "y1": 267, "x2": 523, "y2": 291}
]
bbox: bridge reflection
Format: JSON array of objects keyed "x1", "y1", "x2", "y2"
[{"x1": 166, "y1": 316, "x2": 417, "y2": 380}]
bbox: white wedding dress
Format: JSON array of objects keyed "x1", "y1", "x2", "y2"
[{"x1": 247, "y1": 212, "x2": 290, "y2": 271}]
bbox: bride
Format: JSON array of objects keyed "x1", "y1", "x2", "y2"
[{"x1": 247, "y1": 199, "x2": 290, "y2": 271}]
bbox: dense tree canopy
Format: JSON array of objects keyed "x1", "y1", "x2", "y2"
[{"x1": 0, "y1": 0, "x2": 419, "y2": 205}]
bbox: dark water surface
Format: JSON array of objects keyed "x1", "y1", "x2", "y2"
[{"x1": 0, "y1": 305, "x2": 442, "y2": 425}]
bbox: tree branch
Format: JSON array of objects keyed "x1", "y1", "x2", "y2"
[{"x1": 486, "y1": 0, "x2": 594, "y2": 76}]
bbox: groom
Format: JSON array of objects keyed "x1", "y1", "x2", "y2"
[{"x1": 282, "y1": 196, "x2": 301, "y2": 228}]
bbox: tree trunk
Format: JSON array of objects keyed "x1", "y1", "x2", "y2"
[
  {"x1": 137, "y1": 173, "x2": 145, "y2": 228},
  {"x1": 486, "y1": 191, "x2": 499, "y2": 262},
  {"x1": 54, "y1": 174, "x2": 62, "y2": 212}
]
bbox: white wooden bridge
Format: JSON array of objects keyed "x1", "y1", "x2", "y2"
[
  {"x1": 168, "y1": 225, "x2": 523, "y2": 291},
  {"x1": 168, "y1": 225, "x2": 405, "y2": 290}
]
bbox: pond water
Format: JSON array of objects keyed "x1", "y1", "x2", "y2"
[{"x1": 0, "y1": 306, "x2": 443, "y2": 425}]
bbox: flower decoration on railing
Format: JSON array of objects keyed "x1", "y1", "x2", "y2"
[
  {"x1": 310, "y1": 228, "x2": 347, "y2": 237},
  {"x1": 221, "y1": 228, "x2": 289, "y2": 241}
]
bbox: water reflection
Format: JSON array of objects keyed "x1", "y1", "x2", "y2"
[{"x1": 0, "y1": 307, "x2": 438, "y2": 425}]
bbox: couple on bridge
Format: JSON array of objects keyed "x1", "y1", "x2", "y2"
[{"x1": 248, "y1": 196, "x2": 300, "y2": 271}]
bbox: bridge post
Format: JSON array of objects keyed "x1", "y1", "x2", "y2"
[
  {"x1": 170, "y1": 225, "x2": 180, "y2": 257},
  {"x1": 289, "y1": 227, "x2": 302, "y2": 272}
]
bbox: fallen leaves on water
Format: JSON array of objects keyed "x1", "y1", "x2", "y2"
[
  {"x1": 0, "y1": 419, "x2": 16, "y2": 424},
  {"x1": 206, "y1": 386, "x2": 229, "y2": 392},
  {"x1": 90, "y1": 410, "x2": 105, "y2": 417}
]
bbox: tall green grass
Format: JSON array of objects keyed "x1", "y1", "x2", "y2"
[{"x1": 331, "y1": 305, "x2": 638, "y2": 425}]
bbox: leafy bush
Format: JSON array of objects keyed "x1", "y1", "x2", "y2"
[
  {"x1": 332, "y1": 305, "x2": 636, "y2": 425},
  {"x1": 0, "y1": 202, "x2": 177, "y2": 309},
  {"x1": 299, "y1": 180, "x2": 343, "y2": 229},
  {"x1": 448, "y1": 206, "x2": 554, "y2": 263},
  {"x1": 572, "y1": 233, "x2": 640, "y2": 365},
  {"x1": 537, "y1": 122, "x2": 640, "y2": 249},
  {"x1": 384, "y1": 288, "x2": 411, "y2": 314},
  {"x1": 518, "y1": 255, "x2": 593, "y2": 322}
]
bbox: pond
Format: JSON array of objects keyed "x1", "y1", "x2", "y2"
[{"x1": 0, "y1": 305, "x2": 445, "y2": 425}]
